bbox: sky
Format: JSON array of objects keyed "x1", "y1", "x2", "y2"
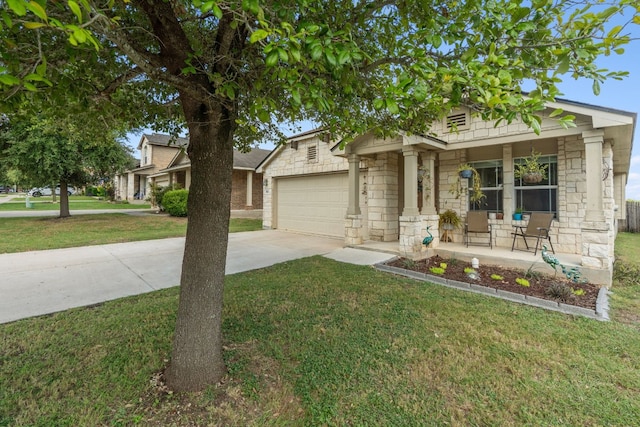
[{"x1": 126, "y1": 12, "x2": 640, "y2": 199}]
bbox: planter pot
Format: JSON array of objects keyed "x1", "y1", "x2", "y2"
[
  {"x1": 513, "y1": 213, "x2": 523, "y2": 220},
  {"x1": 523, "y1": 172, "x2": 543, "y2": 184},
  {"x1": 496, "y1": 213, "x2": 504, "y2": 220},
  {"x1": 459, "y1": 169, "x2": 473, "y2": 179},
  {"x1": 489, "y1": 212, "x2": 496, "y2": 220}
]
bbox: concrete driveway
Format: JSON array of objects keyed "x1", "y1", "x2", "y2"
[{"x1": 0, "y1": 230, "x2": 394, "y2": 324}]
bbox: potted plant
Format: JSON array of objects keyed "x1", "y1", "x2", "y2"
[
  {"x1": 496, "y1": 212, "x2": 504, "y2": 220},
  {"x1": 451, "y1": 164, "x2": 485, "y2": 204},
  {"x1": 513, "y1": 207, "x2": 523, "y2": 220},
  {"x1": 515, "y1": 150, "x2": 548, "y2": 184},
  {"x1": 439, "y1": 209, "x2": 461, "y2": 242}
]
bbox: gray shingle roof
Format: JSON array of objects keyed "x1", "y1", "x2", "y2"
[{"x1": 233, "y1": 148, "x2": 270, "y2": 169}]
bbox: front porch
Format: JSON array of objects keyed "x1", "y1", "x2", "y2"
[{"x1": 349, "y1": 239, "x2": 611, "y2": 285}]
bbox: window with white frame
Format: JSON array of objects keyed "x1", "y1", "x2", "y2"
[
  {"x1": 468, "y1": 160, "x2": 503, "y2": 212},
  {"x1": 514, "y1": 155, "x2": 558, "y2": 215}
]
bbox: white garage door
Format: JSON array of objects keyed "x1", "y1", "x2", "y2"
[{"x1": 276, "y1": 173, "x2": 351, "y2": 237}]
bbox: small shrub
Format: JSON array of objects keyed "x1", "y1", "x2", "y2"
[
  {"x1": 162, "y1": 189, "x2": 188, "y2": 217},
  {"x1": 571, "y1": 288, "x2": 585, "y2": 296},
  {"x1": 463, "y1": 267, "x2": 475, "y2": 274},
  {"x1": 429, "y1": 267, "x2": 445, "y2": 275},
  {"x1": 545, "y1": 282, "x2": 573, "y2": 302},
  {"x1": 491, "y1": 274, "x2": 503, "y2": 280},
  {"x1": 524, "y1": 264, "x2": 542, "y2": 280},
  {"x1": 439, "y1": 263, "x2": 447, "y2": 269},
  {"x1": 516, "y1": 278, "x2": 530, "y2": 287},
  {"x1": 402, "y1": 258, "x2": 417, "y2": 269}
]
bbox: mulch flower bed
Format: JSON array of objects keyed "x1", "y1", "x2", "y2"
[{"x1": 385, "y1": 255, "x2": 601, "y2": 310}]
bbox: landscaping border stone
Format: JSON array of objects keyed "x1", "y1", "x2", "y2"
[{"x1": 375, "y1": 258, "x2": 610, "y2": 321}]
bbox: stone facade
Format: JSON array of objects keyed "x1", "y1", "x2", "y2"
[{"x1": 260, "y1": 102, "x2": 634, "y2": 286}]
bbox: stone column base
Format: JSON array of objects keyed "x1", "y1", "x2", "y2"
[
  {"x1": 581, "y1": 220, "x2": 612, "y2": 271},
  {"x1": 345, "y1": 214, "x2": 364, "y2": 245},
  {"x1": 399, "y1": 215, "x2": 440, "y2": 258}
]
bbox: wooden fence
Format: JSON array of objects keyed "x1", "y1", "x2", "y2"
[{"x1": 623, "y1": 201, "x2": 640, "y2": 232}]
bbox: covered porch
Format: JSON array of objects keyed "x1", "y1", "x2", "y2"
[{"x1": 334, "y1": 127, "x2": 618, "y2": 286}]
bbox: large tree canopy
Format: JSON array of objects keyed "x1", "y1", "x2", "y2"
[{"x1": 1, "y1": 0, "x2": 637, "y2": 391}]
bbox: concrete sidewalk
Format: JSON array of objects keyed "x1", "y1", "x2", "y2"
[{"x1": 0, "y1": 230, "x2": 394, "y2": 324}]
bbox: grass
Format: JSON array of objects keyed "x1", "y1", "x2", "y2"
[
  {"x1": 611, "y1": 232, "x2": 640, "y2": 328},
  {"x1": 0, "y1": 215, "x2": 262, "y2": 253},
  {"x1": 2, "y1": 253, "x2": 640, "y2": 425},
  {"x1": 0, "y1": 197, "x2": 151, "y2": 211}
]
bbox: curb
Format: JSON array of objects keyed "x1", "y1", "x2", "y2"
[{"x1": 375, "y1": 260, "x2": 609, "y2": 321}]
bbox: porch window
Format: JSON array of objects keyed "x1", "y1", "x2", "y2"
[
  {"x1": 468, "y1": 160, "x2": 503, "y2": 212},
  {"x1": 514, "y1": 155, "x2": 558, "y2": 216}
]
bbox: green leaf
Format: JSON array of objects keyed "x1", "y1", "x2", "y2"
[
  {"x1": 24, "y1": 21, "x2": 46, "y2": 29},
  {"x1": 73, "y1": 28, "x2": 87, "y2": 44},
  {"x1": 250, "y1": 29, "x2": 269, "y2": 43},
  {"x1": 548, "y1": 108, "x2": 563, "y2": 118},
  {"x1": 277, "y1": 47, "x2": 288, "y2": 62},
  {"x1": 325, "y1": 51, "x2": 337, "y2": 67},
  {"x1": 310, "y1": 44, "x2": 323, "y2": 61},
  {"x1": 556, "y1": 56, "x2": 570, "y2": 74},
  {"x1": 265, "y1": 51, "x2": 279, "y2": 67},
  {"x1": 241, "y1": 0, "x2": 260, "y2": 15},
  {"x1": 7, "y1": 0, "x2": 27, "y2": 16},
  {"x1": 68, "y1": 0, "x2": 83, "y2": 23},
  {"x1": 592, "y1": 79, "x2": 600, "y2": 95},
  {"x1": 257, "y1": 108, "x2": 270, "y2": 123},
  {"x1": 26, "y1": 1, "x2": 47, "y2": 21},
  {"x1": 23, "y1": 81, "x2": 38, "y2": 91},
  {"x1": 0, "y1": 74, "x2": 21, "y2": 85},
  {"x1": 373, "y1": 98, "x2": 384, "y2": 110},
  {"x1": 385, "y1": 98, "x2": 399, "y2": 115},
  {"x1": 289, "y1": 47, "x2": 301, "y2": 63},
  {"x1": 212, "y1": 5, "x2": 223, "y2": 19},
  {"x1": 291, "y1": 89, "x2": 301, "y2": 105}
]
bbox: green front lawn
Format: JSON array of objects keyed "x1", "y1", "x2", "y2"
[
  {"x1": 2, "y1": 241, "x2": 639, "y2": 425},
  {"x1": 0, "y1": 198, "x2": 151, "y2": 211},
  {"x1": 0, "y1": 215, "x2": 262, "y2": 253}
]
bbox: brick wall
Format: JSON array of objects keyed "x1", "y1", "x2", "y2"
[{"x1": 230, "y1": 170, "x2": 263, "y2": 210}]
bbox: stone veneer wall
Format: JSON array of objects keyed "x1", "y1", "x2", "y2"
[
  {"x1": 367, "y1": 152, "x2": 399, "y2": 241},
  {"x1": 436, "y1": 136, "x2": 596, "y2": 257}
]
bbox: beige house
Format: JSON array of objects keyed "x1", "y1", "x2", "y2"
[
  {"x1": 258, "y1": 99, "x2": 636, "y2": 285},
  {"x1": 115, "y1": 133, "x2": 270, "y2": 210}
]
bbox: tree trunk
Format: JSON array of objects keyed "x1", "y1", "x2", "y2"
[
  {"x1": 59, "y1": 180, "x2": 70, "y2": 218},
  {"x1": 165, "y1": 99, "x2": 235, "y2": 392}
]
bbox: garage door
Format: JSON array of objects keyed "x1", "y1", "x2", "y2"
[{"x1": 276, "y1": 173, "x2": 351, "y2": 237}]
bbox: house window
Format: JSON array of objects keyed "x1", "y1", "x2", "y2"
[
  {"x1": 468, "y1": 160, "x2": 503, "y2": 212},
  {"x1": 143, "y1": 146, "x2": 148, "y2": 165},
  {"x1": 514, "y1": 155, "x2": 558, "y2": 215},
  {"x1": 307, "y1": 143, "x2": 318, "y2": 163},
  {"x1": 443, "y1": 110, "x2": 470, "y2": 132}
]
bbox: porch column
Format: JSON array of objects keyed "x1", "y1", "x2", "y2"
[
  {"x1": 402, "y1": 146, "x2": 420, "y2": 216},
  {"x1": 583, "y1": 130, "x2": 605, "y2": 221},
  {"x1": 420, "y1": 151, "x2": 437, "y2": 215},
  {"x1": 246, "y1": 170, "x2": 253, "y2": 208},
  {"x1": 347, "y1": 154, "x2": 361, "y2": 215},
  {"x1": 127, "y1": 172, "x2": 135, "y2": 201}
]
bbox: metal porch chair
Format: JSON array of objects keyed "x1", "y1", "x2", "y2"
[{"x1": 511, "y1": 212, "x2": 555, "y2": 256}]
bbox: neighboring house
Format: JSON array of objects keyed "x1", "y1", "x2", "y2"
[
  {"x1": 115, "y1": 133, "x2": 188, "y2": 201},
  {"x1": 114, "y1": 133, "x2": 270, "y2": 210},
  {"x1": 258, "y1": 99, "x2": 636, "y2": 285}
]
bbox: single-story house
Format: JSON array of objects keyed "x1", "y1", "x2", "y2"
[
  {"x1": 257, "y1": 99, "x2": 636, "y2": 285},
  {"x1": 115, "y1": 133, "x2": 270, "y2": 210}
]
